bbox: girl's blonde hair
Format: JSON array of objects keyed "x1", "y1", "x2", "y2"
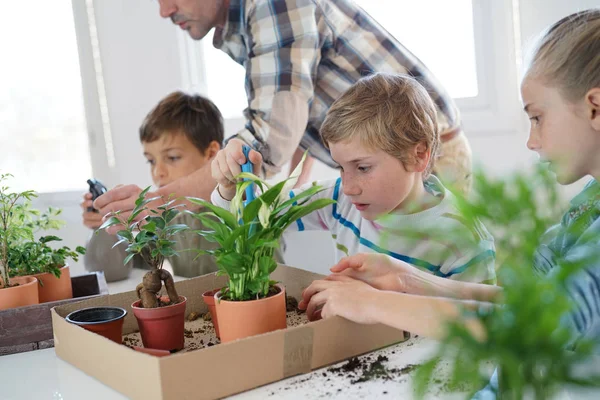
[
  {"x1": 320, "y1": 73, "x2": 440, "y2": 178},
  {"x1": 525, "y1": 8, "x2": 600, "y2": 102}
]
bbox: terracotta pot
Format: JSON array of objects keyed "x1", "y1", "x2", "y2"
[
  {"x1": 0, "y1": 276, "x2": 39, "y2": 310},
  {"x1": 215, "y1": 284, "x2": 287, "y2": 343},
  {"x1": 132, "y1": 296, "x2": 187, "y2": 351},
  {"x1": 65, "y1": 306, "x2": 127, "y2": 343},
  {"x1": 202, "y1": 289, "x2": 221, "y2": 339},
  {"x1": 30, "y1": 265, "x2": 73, "y2": 303}
]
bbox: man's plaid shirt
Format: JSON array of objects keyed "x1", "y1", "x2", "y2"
[{"x1": 213, "y1": 0, "x2": 460, "y2": 171}]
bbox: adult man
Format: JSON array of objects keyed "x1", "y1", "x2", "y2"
[{"x1": 96, "y1": 0, "x2": 471, "y2": 223}]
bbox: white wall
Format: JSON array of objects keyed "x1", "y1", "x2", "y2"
[{"x1": 58, "y1": 0, "x2": 597, "y2": 276}]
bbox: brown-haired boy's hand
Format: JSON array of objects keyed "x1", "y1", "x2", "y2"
[
  {"x1": 94, "y1": 184, "x2": 163, "y2": 235},
  {"x1": 211, "y1": 138, "x2": 263, "y2": 201},
  {"x1": 80, "y1": 192, "x2": 103, "y2": 229}
]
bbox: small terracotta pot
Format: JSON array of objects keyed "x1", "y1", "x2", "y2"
[
  {"x1": 0, "y1": 276, "x2": 39, "y2": 310},
  {"x1": 30, "y1": 265, "x2": 73, "y2": 303},
  {"x1": 215, "y1": 284, "x2": 287, "y2": 343},
  {"x1": 132, "y1": 296, "x2": 187, "y2": 352},
  {"x1": 66, "y1": 306, "x2": 127, "y2": 343},
  {"x1": 202, "y1": 289, "x2": 221, "y2": 339}
]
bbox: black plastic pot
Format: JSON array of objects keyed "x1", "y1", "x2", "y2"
[{"x1": 66, "y1": 307, "x2": 127, "y2": 343}]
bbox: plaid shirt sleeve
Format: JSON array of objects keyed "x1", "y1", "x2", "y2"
[{"x1": 233, "y1": 0, "x2": 322, "y2": 173}]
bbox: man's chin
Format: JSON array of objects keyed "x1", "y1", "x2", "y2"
[{"x1": 187, "y1": 26, "x2": 210, "y2": 41}]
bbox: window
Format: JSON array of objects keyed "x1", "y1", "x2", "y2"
[
  {"x1": 202, "y1": 40, "x2": 247, "y2": 120},
  {"x1": 354, "y1": 0, "x2": 478, "y2": 99},
  {"x1": 0, "y1": 1, "x2": 92, "y2": 192},
  {"x1": 196, "y1": 0, "x2": 521, "y2": 136}
]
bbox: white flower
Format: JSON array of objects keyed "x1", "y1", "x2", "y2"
[
  {"x1": 278, "y1": 151, "x2": 307, "y2": 202},
  {"x1": 258, "y1": 201, "x2": 271, "y2": 228}
]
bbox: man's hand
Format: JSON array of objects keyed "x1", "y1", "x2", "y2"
[
  {"x1": 211, "y1": 138, "x2": 263, "y2": 200},
  {"x1": 94, "y1": 184, "x2": 162, "y2": 234},
  {"x1": 80, "y1": 192, "x2": 103, "y2": 229},
  {"x1": 329, "y1": 253, "x2": 418, "y2": 293},
  {"x1": 298, "y1": 278, "x2": 381, "y2": 323}
]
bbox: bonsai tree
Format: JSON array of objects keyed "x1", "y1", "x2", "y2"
[
  {"x1": 187, "y1": 154, "x2": 335, "y2": 301},
  {"x1": 1, "y1": 173, "x2": 85, "y2": 287},
  {"x1": 0, "y1": 173, "x2": 37, "y2": 288},
  {"x1": 100, "y1": 187, "x2": 189, "y2": 308},
  {"x1": 414, "y1": 166, "x2": 600, "y2": 399}
]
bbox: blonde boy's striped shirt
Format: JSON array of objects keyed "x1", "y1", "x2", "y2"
[
  {"x1": 212, "y1": 176, "x2": 496, "y2": 283},
  {"x1": 214, "y1": 0, "x2": 460, "y2": 173}
]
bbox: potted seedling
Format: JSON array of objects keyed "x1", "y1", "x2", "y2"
[
  {"x1": 415, "y1": 166, "x2": 600, "y2": 399},
  {"x1": 0, "y1": 173, "x2": 40, "y2": 309},
  {"x1": 8, "y1": 207, "x2": 85, "y2": 303},
  {"x1": 188, "y1": 152, "x2": 335, "y2": 343},
  {"x1": 100, "y1": 188, "x2": 189, "y2": 351}
]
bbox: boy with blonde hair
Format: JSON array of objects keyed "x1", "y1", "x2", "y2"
[{"x1": 211, "y1": 73, "x2": 495, "y2": 283}]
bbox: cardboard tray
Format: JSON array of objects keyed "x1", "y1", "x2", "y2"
[
  {"x1": 51, "y1": 265, "x2": 407, "y2": 399},
  {"x1": 0, "y1": 271, "x2": 108, "y2": 355}
]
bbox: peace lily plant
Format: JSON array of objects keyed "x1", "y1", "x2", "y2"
[{"x1": 187, "y1": 152, "x2": 335, "y2": 302}]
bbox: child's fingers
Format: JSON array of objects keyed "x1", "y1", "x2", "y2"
[
  {"x1": 330, "y1": 254, "x2": 367, "y2": 273},
  {"x1": 214, "y1": 152, "x2": 235, "y2": 183},
  {"x1": 300, "y1": 279, "x2": 330, "y2": 304},
  {"x1": 306, "y1": 290, "x2": 329, "y2": 321},
  {"x1": 225, "y1": 150, "x2": 242, "y2": 178},
  {"x1": 325, "y1": 274, "x2": 355, "y2": 283},
  {"x1": 248, "y1": 149, "x2": 262, "y2": 165}
]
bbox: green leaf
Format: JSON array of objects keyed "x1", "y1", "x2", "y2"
[
  {"x1": 273, "y1": 184, "x2": 325, "y2": 214},
  {"x1": 98, "y1": 216, "x2": 122, "y2": 230},
  {"x1": 242, "y1": 197, "x2": 263, "y2": 225},
  {"x1": 187, "y1": 197, "x2": 239, "y2": 230},
  {"x1": 278, "y1": 198, "x2": 336, "y2": 230},
  {"x1": 123, "y1": 253, "x2": 136, "y2": 265},
  {"x1": 116, "y1": 230, "x2": 134, "y2": 241},
  {"x1": 256, "y1": 180, "x2": 287, "y2": 208},
  {"x1": 142, "y1": 220, "x2": 157, "y2": 233},
  {"x1": 216, "y1": 253, "x2": 249, "y2": 274},
  {"x1": 164, "y1": 224, "x2": 188, "y2": 235},
  {"x1": 39, "y1": 235, "x2": 61, "y2": 244}
]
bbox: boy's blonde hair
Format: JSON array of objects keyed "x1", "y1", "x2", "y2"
[
  {"x1": 525, "y1": 8, "x2": 600, "y2": 102},
  {"x1": 320, "y1": 73, "x2": 440, "y2": 178}
]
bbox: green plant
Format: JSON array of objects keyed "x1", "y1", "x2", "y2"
[
  {"x1": 100, "y1": 187, "x2": 189, "y2": 308},
  {"x1": 187, "y1": 155, "x2": 335, "y2": 301},
  {"x1": 9, "y1": 236, "x2": 85, "y2": 280},
  {"x1": 0, "y1": 173, "x2": 37, "y2": 288},
  {"x1": 415, "y1": 166, "x2": 600, "y2": 399},
  {"x1": 0, "y1": 174, "x2": 85, "y2": 288}
]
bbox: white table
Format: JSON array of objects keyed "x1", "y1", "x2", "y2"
[
  {"x1": 0, "y1": 335, "x2": 455, "y2": 400},
  {"x1": 2, "y1": 269, "x2": 599, "y2": 399},
  {"x1": 3, "y1": 332, "x2": 599, "y2": 400}
]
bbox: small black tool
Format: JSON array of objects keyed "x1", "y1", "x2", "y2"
[{"x1": 87, "y1": 178, "x2": 107, "y2": 212}]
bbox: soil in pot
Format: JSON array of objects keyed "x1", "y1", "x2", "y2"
[
  {"x1": 131, "y1": 295, "x2": 187, "y2": 351},
  {"x1": 66, "y1": 306, "x2": 127, "y2": 343},
  {"x1": 215, "y1": 283, "x2": 287, "y2": 343},
  {"x1": 122, "y1": 297, "x2": 308, "y2": 353},
  {"x1": 0, "y1": 276, "x2": 39, "y2": 310}
]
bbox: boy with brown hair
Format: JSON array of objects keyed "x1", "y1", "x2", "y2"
[
  {"x1": 81, "y1": 91, "x2": 224, "y2": 281},
  {"x1": 212, "y1": 73, "x2": 496, "y2": 284}
]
